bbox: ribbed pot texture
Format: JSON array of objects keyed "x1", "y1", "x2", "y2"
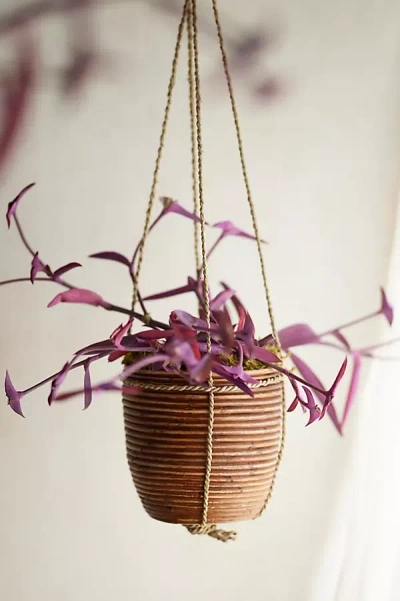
[{"x1": 122, "y1": 367, "x2": 284, "y2": 525}]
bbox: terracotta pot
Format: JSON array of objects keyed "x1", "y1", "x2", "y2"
[{"x1": 122, "y1": 367, "x2": 284, "y2": 525}]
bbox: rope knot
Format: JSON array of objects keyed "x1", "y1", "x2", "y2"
[{"x1": 186, "y1": 524, "x2": 237, "y2": 543}]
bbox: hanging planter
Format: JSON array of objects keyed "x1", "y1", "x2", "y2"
[
  {"x1": 2, "y1": 0, "x2": 398, "y2": 543},
  {"x1": 123, "y1": 367, "x2": 283, "y2": 529}
]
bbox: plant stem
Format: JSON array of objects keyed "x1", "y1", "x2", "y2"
[
  {"x1": 107, "y1": 303, "x2": 170, "y2": 330},
  {"x1": 317, "y1": 311, "x2": 378, "y2": 339},
  {"x1": 14, "y1": 216, "x2": 36, "y2": 256},
  {"x1": 262, "y1": 361, "x2": 327, "y2": 396}
]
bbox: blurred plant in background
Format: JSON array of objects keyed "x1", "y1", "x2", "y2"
[{"x1": 0, "y1": 0, "x2": 282, "y2": 179}]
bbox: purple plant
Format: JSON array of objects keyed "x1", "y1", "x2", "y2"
[{"x1": 2, "y1": 185, "x2": 397, "y2": 434}]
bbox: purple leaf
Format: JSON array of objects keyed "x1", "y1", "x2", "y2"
[
  {"x1": 190, "y1": 354, "x2": 213, "y2": 383},
  {"x1": 48, "y1": 362, "x2": 70, "y2": 405},
  {"x1": 83, "y1": 362, "x2": 92, "y2": 410},
  {"x1": 302, "y1": 387, "x2": 321, "y2": 426},
  {"x1": 158, "y1": 197, "x2": 202, "y2": 225},
  {"x1": 53, "y1": 262, "x2": 82, "y2": 279},
  {"x1": 341, "y1": 352, "x2": 361, "y2": 428},
  {"x1": 331, "y1": 329, "x2": 351, "y2": 350},
  {"x1": 108, "y1": 350, "x2": 127, "y2": 362},
  {"x1": 170, "y1": 310, "x2": 212, "y2": 332},
  {"x1": 251, "y1": 345, "x2": 281, "y2": 364},
  {"x1": 212, "y1": 362, "x2": 255, "y2": 396},
  {"x1": 289, "y1": 352, "x2": 342, "y2": 434},
  {"x1": 48, "y1": 288, "x2": 110, "y2": 309},
  {"x1": 321, "y1": 357, "x2": 348, "y2": 418},
  {"x1": 0, "y1": 36, "x2": 36, "y2": 177},
  {"x1": 89, "y1": 252, "x2": 130, "y2": 267},
  {"x1": 214, "y1": 307, "x2": 235, "y2": 353},
  {"x1": 30, "y1": 252, "x2": 50, "y2": 283},
  {"x1": 210, "y1": 288, "x2": 235, "y2": 312},
  {"x1": 164, "y1": 339, "x2": 197, "y2": 369},
  {"x1": 110, "y1": 318, "x2": 135, "y2": 348},
  {"x1": 287, "y1": 396, "x2": 299, "y2": 412},
  {"x1": 6, "y1": 183, "x2": 35, "y2": 228},
  {"x1": 55, "y1": 381, "x2": 120, "y2": 402},
  {"x1": 75, "y1": 339, "x2": 116, "y2": 355},
  {"x1": 236, "y1": 311, "x2": 256, "y2": 355},
  {"x1": 169, "y1": 322, "x2": 201, "y2": 359},
  {"x1": 122, "y1": 353, "x2": 169, "y2": 379},
  {"x1": 278, "y1": 324, "x2": 319, "y2": 349},
  {"x1": 380, "y1": 287, "x2": 394, "y2": 326},
  {"x1": 136, "y1": 329, "x2": 174, "y2": 340},
  {"x1": 212, "y1": 220, "x2": 267, "y2": 243},
  {"x1": 4, "y1": 371, "x2": 24, "y2": 417},
  {"x1": 144, "y1": 283, "x2": 193, "y2": 301}
]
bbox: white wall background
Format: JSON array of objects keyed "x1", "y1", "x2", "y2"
[{"x1": 1, "y1": 1, "x2": 400, "y2": 600}]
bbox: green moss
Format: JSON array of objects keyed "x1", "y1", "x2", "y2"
[
  {"x1": 122, "y1": 345, "x2": 287, "y2": 372},
  {"x1": 122, "y1": 351, "x2": 151, "y2": 367}
]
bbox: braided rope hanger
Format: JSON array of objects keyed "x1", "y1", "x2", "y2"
[{"x1": 131, "y1": 0, "x2": 286, "y2": 541}]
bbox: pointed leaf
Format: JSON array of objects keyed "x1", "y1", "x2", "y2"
[
  {"x1": 190, "y1": 354, "x2": 213, "y2": 383},
  {"x1": 278, "y1": 324, "x2": 319, "y2": 349},
  {"x1": 48, "y1": 362, "x2": 71, "y2": 405},
  {"x1": 380, "y1": 287, "x2": 394, "y2": 326},
  {"x1": 212, "y1": 220, "x2": 267, "y2": 243},
  {"x1": 48, "y1": 288, "x2": 110, "y2": 309},
  {"x1": 83, "y1": 362, "x2": 92, "y2": 410},
  {"x1": 331, "y1": 329, "x2": 351, "y2": 350},
  {"x1": 4, "y1": 371, "x2": 24, "y2": 417},
  {"x1": 110, "y1": 317, "x2": 134, "y2": 348},
  {"x1": 210, "y1": 289, "x2": 235, "y2": 312},
  {"x1": 6, "y1": 183, "x2": 35, "y2": 228},
  {"x1": 144, "y1": 284, "x2": 192, "y2": 301},
  {"x1": 30, "y1": 252, "x2": 50, "y2": 283},
  {"x1": 321, "y1": 357, "x2": 348, "y2": 418},
  {"x1": 289, "y1": 352, "x2": 342, "y2": 434},
  {"x1": 159, "y1": 197, "x2": 202, "y2": 224},
  {"x1": 53, "y1": 262, "x2": 82, "y2": 279},
  {"x1": 89, "y1": 252, "x2": 130, "y2": 267},
  {"x1": 302, "y1": 387, "x2": 321, "y2": 426},
  {"x1": 251, "y1": 345, "x2": 281, "y2": 363}
]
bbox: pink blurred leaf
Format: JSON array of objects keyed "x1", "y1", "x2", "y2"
[
  {"x1": 190, "y1": 353, "x2": 213, "y2": 383},
  {"x1": 279, "y1": 324, "x2": 319, "y2": 349},
  {"x1": 0, "y1": 35, "x2": 36, "y2": 176},
  {"x1": 331, "y1": 329, "x2": 351, "y2": 350}
]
